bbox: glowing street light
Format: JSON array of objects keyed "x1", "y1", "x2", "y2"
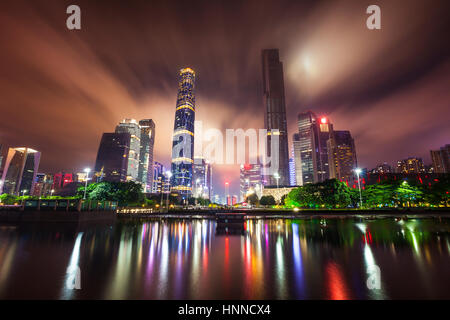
[
  {"x1": 354, "y1": 168, "x2": 363, "y2": 209},
  {"x1": 83, "y1": 168, "x2": 91, "y2": 200},
  {"x1": 21, "y1": 189, "x2": 28, "y2": 205},
  {"x1": 274, "y1": 172, "x2": 280, "y2": 189}
]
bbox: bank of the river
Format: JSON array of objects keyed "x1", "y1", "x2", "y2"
[
  {"x1": 0, "y1": 209, "x2": 116, "y2": 223},
  {"x1": 118, "y1": 208, "x2": 450, "y2": 220},
  {"x1": 0, "y1": 208, "x2": 449, "y2": 224}
]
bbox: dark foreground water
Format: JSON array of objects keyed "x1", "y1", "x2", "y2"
[{"x1": 0, "y1": 217, "x2": 449, "y2": 299}]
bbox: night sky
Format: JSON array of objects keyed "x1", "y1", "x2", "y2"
[{"x1": 0, "y1": 0, "x2": 449, "y2": 196}]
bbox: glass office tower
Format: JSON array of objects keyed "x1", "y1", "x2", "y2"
[
  {"x1": 170, "y1": 68, "x2": 196, "y2": 196},
  {"x1": 138, "y1": 119, "x2": 155, "y2": 192},
  {"x1": 262, "y1": 49, "x2": 290, "y2": 186}
]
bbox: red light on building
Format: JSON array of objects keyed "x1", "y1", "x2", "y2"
[
  {"x1": 320, "y1": 117, "x2": 327, "y2": 124},
  {"x1": 225, "y1": 182, "x2": 229, "y2": 185}
]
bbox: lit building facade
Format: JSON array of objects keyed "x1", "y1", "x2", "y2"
[
  {"x1": 239, "y1": 163, "x2": 262, "y2": 202},
  {"x1": 289, "y1": 156, "x2": 296, "y2": 186},
  {"x1": 292, "y1": 133, "x2": 303, "y2": 186},
  {"x1": 296, "y1": 111, "x2": 319, "y2": 184},
  {"x1": 430, "y1": 144, "x2": 450, "y2": 173},
  {"x1": 171, "y1": 68, "x2": 196, "y2": 196},
  {"x1": 327, "y1": 130, "x2": 357, "y2": 182},
  {"x1": 193, "y1": 157, "x2": 212, "y2": 199},
  {"x1": 369, "y1": 162, "x2": 393, "y2": 174},
  {"x1": 1, "y1": 147, "x2": 41, "y2": 195},
  {"x1": 152, "y1": 162, "x2": 170, "y2": 194},
  {"x1": 295, "y1": 112, "x2": 335, "y2": 184},
  {"x1": 94, "y1": 132, "x2": 130, "y2": 182},
  {"x1": 262, "y1": 49, "x2": 290, "y2": 186},
  {"x1": 33, "y1": 173, "x2": 53, "y2": 197},
  {"x1": 138, "y1": 119, "x2": 155, "y2": 192},
  {"x1": 115, "y1": 119, "x2": 141, "y2": 181},
  {"x1": 52, "y1": 172, "x2": 76, "y2": 190},
  {"x1": 396, "y1": 157, "x2": 425, "y2": 174}
]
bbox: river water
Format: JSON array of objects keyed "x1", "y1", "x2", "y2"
[{"x1": 0, "y1": 217, "x2": 449, "y2": 299}]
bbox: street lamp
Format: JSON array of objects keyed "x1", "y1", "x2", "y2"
[
  {"x1": 354, "y1": 168, "x2": 363, "y2": 209},
  {"x1": 83, "y1": 168, "x2": 91, "y2": 200},
  {"x1": 21, "y1": 189, "x2": 28, "y2": 205},
  {"x1": 165, "y1": 171, "x2": 172, "y2": 211},
  {"x1": 274, "y1": 172, "x2": 280, "y2": 189},
  {"x1": 225, "y1": 181, "x2": 229, "y2": 207}
]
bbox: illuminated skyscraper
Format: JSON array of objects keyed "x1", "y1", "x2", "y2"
[
  {"x1": 240, "y1": 163, "x2": 262, "y2": 202},
  {"x1": 193, "y1": 156, "x2": 212, "y2": 199},
  {"x1": 171, "y1": 68, "x2": 196, "y2": 196},
  {"x1": 115, "y1": 119, "x2": 141, "y2": 181},
  {"x1": 138, "y1": 119, "x2": 155, "y2": 192},
  {"x1": 327, "y1": 130, "x2": 357, "y2": 182},
  {"x1": 296, "y1": 111, "x2": 318, "y2": 184},
  {"x1": 292, "y1": 133, "x2": 303, "y2": 186},
  {"x1": 289, "y1": 156, "x2": 296, "y2": 186},
  {"x1": 262, "y1": 49, "x2": 290, "y2": 186},
  {"x1": 396, "y1": 157, "x2": 425, "y2": 174},
  {"x1": 1, "y1": 147, "x2": 41, "y2": 195},
  {"x1": 296, "y1": 111, "x2": 334, "y2": 184},
  {"x1": 430, "y1": 144, "x2": 450, "y2": 173},
  {"x1": 152, "y1": 161, "x2": 165, "y2": 193},
  {"x1": 94, "y1": 132, "x2": 130, "y2": 182}
]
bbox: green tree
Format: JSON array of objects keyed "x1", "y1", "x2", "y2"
[
  {"x1": 246, "y1": 193, "x2": 259, "y2": 206},
  {"x1": 260, "y1": 195, "x2": 276, "y2": 206},
  {"x1": 318, "y1": 179, "x2": 351, "y2": 208},
  {"x1": 77, "y1": 181, "x2": 144, "y2": 206},
  {"x1": 0, "y1": 194, "x2": 18, "y2": 205}
]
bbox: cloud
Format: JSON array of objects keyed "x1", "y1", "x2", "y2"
[{"x1": 0, "y1": 0, "x2": 449, "y2": 197}]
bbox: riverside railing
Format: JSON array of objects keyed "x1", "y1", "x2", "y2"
[{"x1": 0, "y1": 199, "x2": 118, "y2": 212}]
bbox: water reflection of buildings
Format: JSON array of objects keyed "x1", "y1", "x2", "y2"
[{"x1": 0, "y1": 218, "x2": 449, "y2": 299}]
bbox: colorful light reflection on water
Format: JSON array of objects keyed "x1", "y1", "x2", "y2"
[{"x1": 0, "y1": 218, "x2": 449, "y2": 299}]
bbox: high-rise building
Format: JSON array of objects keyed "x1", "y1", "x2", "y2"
[
  {"x1": 327, "y1": 130, "x2": 357, "y2": 182},
  {"x1": 292, "y1": 133, "x2": 303, "y2": 186},
  {"x1": 369, "y1": 162, "x2": 393, "y2": 174},
  {"x1": 289, "y1": 156, "x2": 296, "y2": 186},
  {"x1": 430, "y1": 144, "x2": 450, "y2": 173},
  {"x1": 32, "y1": 173, "x2": 53, "y2": 197},
  {"x1": 296, "y1": 111, "x2": 318, "y2": 184},
  {"x1": 295, "y1": 112, "x2": 335, "y2": 184},
  {"x1": 193, "y1": 156, "x2": 212, "y2": 199},
  {"x1": 152, "y1": 161, "x2": 165, "y2": 193},
  {"x1": 94, "y1": 132, "x2": 131, "y2": 182},
  {"x1": 138, "y1": 119, "x2": 155, "y2": 192},
  {"x1": 115, "y1": 119, "x2": 141, "y2": 181},
  {"x1": 396, "y1": 157, "x2": 425, "y2": 174},
  {"x1": 316, "y1": 116, "x2": 334, "y2": 181},
  {"x1": 171, "y1": 68, "x2": 196, "y2": 196},
  {"x1": 262, "y1": 49, "x2": 290, "y2": 186},
  {"x1": 52, "y1": 172, "x2": 76, "y2": 190},
  {"x1": 0, "y1": 143, "x2": 3, "y2": 172},
  {"x1": 1, "y1": 147, "x2": 41, "y2": 195},
  {"x1": 240, "y1": 163, "x2": 262, "y2": 202}
]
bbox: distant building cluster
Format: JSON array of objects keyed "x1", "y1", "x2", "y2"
[
  {"x1": 94, "y1": 118, "x2": 155, "y2": 192},
  {"x1": 0, "y1": 50, "x2": 448, "y2": 204}
]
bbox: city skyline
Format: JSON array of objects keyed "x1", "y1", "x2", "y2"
[{"x1": 0, "y1": 0, "x2": 449, "y2": 196}]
